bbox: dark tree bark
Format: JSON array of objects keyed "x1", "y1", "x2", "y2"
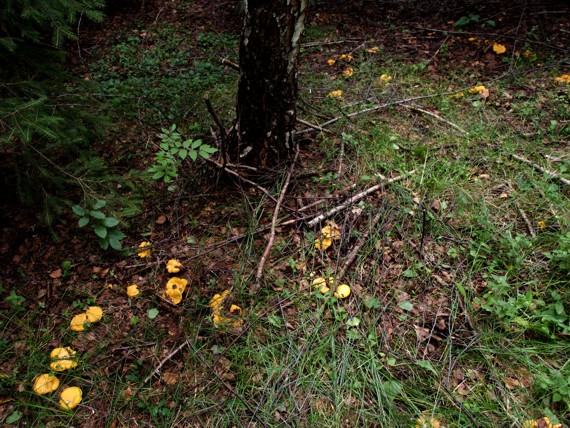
[{"x1": 232, "y1": 0, "x2": 307, "y2": 169}]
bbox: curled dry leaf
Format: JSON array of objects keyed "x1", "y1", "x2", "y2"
[
  {"x1": 33, "y1": 374, "x2": 60, "y2": 395},
  {"x1": 50, "y1": 347, "x2": 78, "y2": 372},
  {"x1": 59, "y1": 386, "x2": 82, "y2": 410}
]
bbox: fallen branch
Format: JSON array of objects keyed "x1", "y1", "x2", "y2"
[
  {"x1": 307, "y1": 171, "x2": 415, "y2": 227},
  {"x1": 512, "y1": 153, "x2": 570, "y2": 186},
  {"x1": 401, "y1": 104, "x2": 467, "y2": 134},
  {"x1": 297, "y1": 94, "x2": 443, "y2": 135},
  {"x1": 256, "y1": 147, "x2": 300, "y2": 280}
]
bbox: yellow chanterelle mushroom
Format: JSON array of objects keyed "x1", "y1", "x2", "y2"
[
  {"x1": 50, "y1": 347, "x2": 78, "y2": 372},
  {"x1": 59, "y1": 386, "x2": 82, "y2": 410},
  {"x1": 334, "y1": 284, "x2": 351, "y2": 299},
  {"x1": 33, "y1": 373, "x2": 60, "y2": 395}
]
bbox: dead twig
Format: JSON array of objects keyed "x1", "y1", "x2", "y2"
[
  {"x1": 256, "y1": 146, "x2": 300, "y2": 280},
  {"x1": 401, "y1": 104, "x2": 468, "y2": 134},
  {"x1": 415, "y1": 26, "x2": 567, "y2": 52},
  {"x1": 426, "y1": 34, "x2": 450, "y2": 64},
  {"x1": 300, "y1": 38, "x2": 364, "y2": 48},
  {"x1": 204, "y1": 94, "x2": 228, "y2": 168},
  {"x1": 515, "y1": 202, "x2": 536, "y2": 238},
  {"x1": 204, "y1": 157, "x2": 279, "y2": 204},
  {"x1": 512, "y1": 153, "x2": 570, "y2": 186},
  {"x1": 336, "y1": 209, "x2": 383, "y2": 284},
  {"x1": 296, "y1": 117, "x2": 334, "y2": 134},
  {"x1": 307, "y1": 171, "x2": 415, "y2": 227},
  {"x1": 337, "y1": 137, "x2": 345, "y2": 176},
  {"x1": 144, "y1": 340, "x2": 191, "y2": 383},
  {"x1": 221, "y1": 58, "x2": 239, "y2": 71}
]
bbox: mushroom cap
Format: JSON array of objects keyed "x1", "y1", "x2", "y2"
[
  {"x1": 59, "y1": 386, "x2": 82, "y2": 410},
  {"x1": 334, "y1": 284, "x2": 351, "y2": 299},
  {"x1": 163, "y1": 287, "x2": 183, "y2": 305},
  {"x1": 33, "y1": 373, "x2": 60, "y2": 395},
  {"x1": 229, "y1": 304, "x2": 242, "y2": 315},
  {"x1": 166, "y1": 259, "x2": 183, "y2": 273},
  {"x1": 137, "y1": 241, "x2": 152, "y2": 258},
  {"x1": 166, "y1": 277, "x2": 188, "y2": 294},
  {"x1": 85, "y1": 306, "x2": 103, "y2": 323},
  {"x1": 312, "y1": 277, "x2": 333, "y2": 294},
  {"x1": 312, "y1": 277, "x2": 327, "y2": 287},
  {"x1": 69, "y1": 313, "x2": 88, "y2": 332},
  {"x1": 126, "y1": 284, "x2": 140, "y2": 297},
  {"x1": 50, "y1": 347, "x2": 78, "y2": 372},
  {"x1": 209, "y1": 290, "x2": 229, "y2": 313}
]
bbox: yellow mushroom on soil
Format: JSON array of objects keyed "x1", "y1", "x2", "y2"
[
  {"x1": 334, "y1": 284, "x2": 351, "y2": 299},
  {"x1": 59, "y1": 386, "x2": 82, "y2": 410},
  {"x1": 50, "y1": 347, "x2": 78, "y2": 372},
  {"x1": 69, "y1": 313, "x2": 88, "y2": 332},
  {"x1": 312, "y1": 277, "x2": 335, "y2": 294},
  {"x1": 32, "y1": 374, "x2": 60, "y2": 395},
  {"x1": 166, "y1": 259, "x2": 183, "y2": 273},
  {"x1": 85, "y1": 306, "x2": 103, "y2": 323},
  {"x1": 126, "y1": 284, "x2": 140, "y2": 297}
]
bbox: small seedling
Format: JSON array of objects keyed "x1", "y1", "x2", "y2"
[{"x1": 72, "y1": 200, "x2": 126, "y2": 250}]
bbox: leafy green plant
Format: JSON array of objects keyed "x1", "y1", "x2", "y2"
[
  {"x1": 72, "y1": 200, "x2": 126, "y2": 250},
  {"x1": 148, "y1": 124, "x2": 217, "y2": 187},
  {"x1": 544, "y1": 231, "x2": 570, "y2": 276},
  {"x1": 454, "y1": 13, "x2": 480, "y2": 28},
  {"x1": 533, "y1": 364, "x2": 570, "y2": 411},
  {"x1": 476, "y1": 275, "x2": 570, "y2": 337},
  {"x1": 4, "y1": 290, "x2": 26, "y2": 312}
]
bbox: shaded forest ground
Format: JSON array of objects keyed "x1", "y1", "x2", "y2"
[{"x1": 1, "y1": 0, "x2": 569, "y2": 426}]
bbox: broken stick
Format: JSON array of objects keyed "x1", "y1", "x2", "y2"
[
  {"x1": 512, "y1": 153, "x2": 570, "y2": 186},
  {"x1": 307, "y1": 171, "x2": 415, "y2": 227}
]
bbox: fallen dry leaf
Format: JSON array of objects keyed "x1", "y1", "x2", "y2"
[{"x1": 49, "y1": 269, "x2": 62, "y2": 279}]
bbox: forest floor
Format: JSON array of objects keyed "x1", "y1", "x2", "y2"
[{"x1": 1, "y1": 1, "x2": 569, "y2": 427}]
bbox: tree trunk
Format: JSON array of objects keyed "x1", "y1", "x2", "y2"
[{"x1": 232, "y1": 0, "x2": 307, "y2": 169}]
